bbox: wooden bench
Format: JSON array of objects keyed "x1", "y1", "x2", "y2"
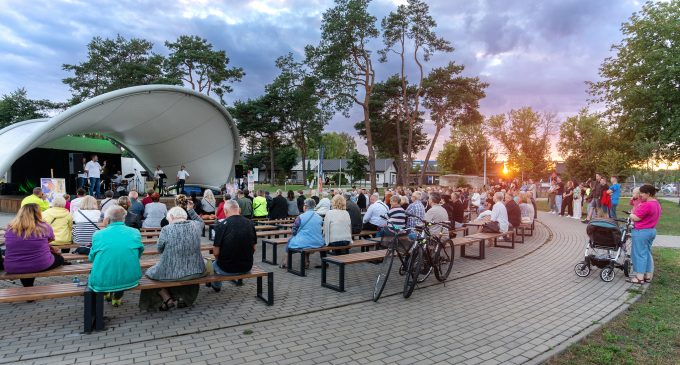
[
  {"x1": 0, "y1": 266, "x2": 273, "y2": 333},
  {"x1": 465, "y1": 231, "x2": 515, "y2": 257},
  {"x1": 513, "y1": 221, "x2": 535, "y2": 243},
  {"x1": 140, "y1": 227, "x2": 161, "y2": 232},
  {"x1": 0, "y1": 259, "x2": 158, "y2": 280},
  {"x1": 255, "y1": 218, "x2": 294, "y2": 225},
  {"x1": 256, "y1": 229, "x2": 292, "y2": 239},
  {"x1": 287, "y1": 240, "x2": 381, "y2": 277},
  {"x1": 255, "y1": 225, "x2": 278, "y2": 231},
  {"x1": 261, "y1": 237, "x2": 289, "y2": 265},
  {"x1": 321, "y1": 250, "x2": 387, "y2": 292},
  {"x1": 352, "y1": 230, "x2": 377, "y2": 240},
  {"x1": 83, "y1": 266, "x2": 273, "y2": 332},
  {"x1": 61, "y1": 245, "x2": 214, "y2": 261},
  {"x1": 452, "y1": 236, "x2": 488, "y2": 260}
]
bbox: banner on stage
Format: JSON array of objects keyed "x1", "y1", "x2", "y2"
[
  {"x1": 247, "y1": 169, "x2": 255, "y2": 192},
  {"x1": 40, "y1": 178, "x2": 66, "y2": 205}
]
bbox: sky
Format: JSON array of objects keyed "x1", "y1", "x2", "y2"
[{"x1": 0, "y1": 0, "x2": 644, "y2": 160}]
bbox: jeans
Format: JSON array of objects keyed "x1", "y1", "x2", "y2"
[
  {"x1": 77, "y1": 177, "x2": 86, "y2": 190},
  {"x1": 555, "y1": 195, "x2": 563, "y2": 214},
  {"x1": 211, "y1": 261, "x2": 249, "y2": 289},
  {"x1": 89, "y1": 177, "x2": 100, "y2": 197},
  {"x1": 176, "y1": 179, "x2": 186, "y2": 194},
  {"x1": 631, "y1": 228, "x2": 656, "y2": 274},
  {"x1": 609, "y1": 203, "x2": 618, "y2": 219},
  {"x1": 329, "y1": 240, "x2": 351, "y2": 255}
]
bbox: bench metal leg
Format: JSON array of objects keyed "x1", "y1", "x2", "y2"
[
  {"x1": 461, "y1": 239, "x2": 485, "y2": 260},
  {"x1": 261, "y1": 241, "x2": 279, "y2": 265},
  {"x1": 256, "y1": 272, "x2": 274, "y2": 305},
  {"x1": 321, "y1": 259, "x2": 345, "y2": 292},
  {"x1": 287, "y1": 250, "x2": 306, "y2": 277},
  {"x1": 494, "y1": 233, "x2": 515, "y2": 249}
]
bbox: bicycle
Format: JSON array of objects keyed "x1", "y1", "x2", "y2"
[{"x1": 402, "y1": 215, "x2": 455, "y2": 298}]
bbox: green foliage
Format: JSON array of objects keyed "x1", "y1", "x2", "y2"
[
  {"x1": 558, "y1": 110, "x2": 634, "y2": 181},
  {"x1": 437, "y1": 142, "x2": 475, "y2": 175},
  {"x1": 275, "y1": 145, "x2": 298, "y2": 174},
  {"x1": 452, "y1": 144, "x2": 475, "y2": 175},
  {"x1": 346, "y1": 151, "x2": 369, "y2": 182},
  {"x1": 62, "y1": 35, "x2": 180, "y2": 104},
  {"x1": 588, "y1": 0, "x2": 680, "y2": 161},
  {"x1": 0, "y1": 88, "x2": 63, "y2": 128},
  {"x1": 164, "y1": 35, "x2": 244, "y2": 105},
  {"x1": 356, "y1": 75, "x2": 428, "y2": 172},
  {"x1": 309, "y1": 132, "x2": 357, "y2": 159},
  {"x1": 330, "y1": 172, "x2": 349, "y2": 185},
  {"x1": 449, "y1": 123, "x2": 496, "y2": 176},
  {"x1": 456, "y1": 176, "x2": 468, "y2": 188},
  {"x1": 436, "y1": 141, "x2": 457, "y2": 174},
  {"x1": 488, "y1": 107, "x2": 556, "y2": 179}
]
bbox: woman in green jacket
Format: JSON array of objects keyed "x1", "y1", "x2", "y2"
[{"x1": 88, "y1": 206, "x2": 145, "y2": 307}]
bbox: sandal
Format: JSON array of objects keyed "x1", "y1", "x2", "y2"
[
  {"x1": 279, "y1": 263, "x2": 287, "y2": 269},
  {"x1": 159, "y1": 298, "x2": 175, "y2": 311},
  {"x1": 626, "y1": 277, "x2": 645, "y2": 284},
  {"x1": 176, "y1": 298, "x2": 187, "y2": 309}
]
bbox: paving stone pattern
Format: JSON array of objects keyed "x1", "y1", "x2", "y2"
[{"x1": 0, "y1": 212, "x2": 637, "y2": 364}]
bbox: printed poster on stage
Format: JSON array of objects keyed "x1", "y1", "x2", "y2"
[{"x1": 40, "y1": 178, "x2": 66, "y2": 205}]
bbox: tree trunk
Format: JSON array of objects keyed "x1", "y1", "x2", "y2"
[
  {"x1": 419, "y1": 125, "x2": 442, "y2": 185},
  {"x1": 409, "y1": 46, "x2": 425, "y2": 186},
  {"x1": 300, "y1": 142, "x2": 307, "y2": 186},
  {"x1": 363, "y1": 103, "x2": 377, "y2": 192},
  {"x1": 268, "y1": 137, "x2": 276, "y2": 186},
  {"x1": 396, "y1": 39, "x2": 406, "y2": 186}
]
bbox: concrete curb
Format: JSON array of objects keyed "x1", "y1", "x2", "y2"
[{"x1": 527, "y1": 282, "x2": 649, "y2": 364}]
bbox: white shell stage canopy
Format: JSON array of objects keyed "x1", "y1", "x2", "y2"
[{"x1": 0, "y1": 85, "x2": 239, "y2": 188}]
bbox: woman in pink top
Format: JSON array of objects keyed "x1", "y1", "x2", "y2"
[{"x1": 628, "y1": 184, "x2": 662, "y2": 284}]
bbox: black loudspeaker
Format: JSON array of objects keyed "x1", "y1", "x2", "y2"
[
  {"x1": 234, "y1": 164, "x2": 244, "y2": 179},
  {"x1": 69, "y1": 153, "x2": 84, "y2": 174},
  {"x1": 0, "y1": 183, "x2": 19, "y2": 195}
]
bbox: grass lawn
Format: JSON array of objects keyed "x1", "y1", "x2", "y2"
[
  {"x1": 547, "y1": 248, "x2": 680, "y2": 365},
  {"x1": 535, "y1": 198, "x2": 680, "y2": 236}
]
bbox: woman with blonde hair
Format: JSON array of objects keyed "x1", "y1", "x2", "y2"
[
  {"x1": 42, "y1": 196, "x2": 73, "y2": 246},
  {"x1": 323, "y1": 195, "x2": 353, "y2": 254},
  {"x1": 72, "y1": 195, "x2": 101, "y2": 245},
  {"x1": 118, "y1": 196, "x2": 142, "y2": 229},
  {"x1": 4, "y1": 204, "x2": 65, "y2": 286}
]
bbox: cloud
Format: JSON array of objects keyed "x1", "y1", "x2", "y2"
[{"x1": 0, "y1": 0, "x2": 642, "y2": 160}]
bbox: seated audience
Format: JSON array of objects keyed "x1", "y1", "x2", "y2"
[
  {"x1": 424, "y1": 192, "x2": 450, "y2": 237},
  {"x1": 190, "y1": 192, "x2": 203, "y2": 215},
  {"x1": 252, "y1": 190, "x2": 268, "y2": 219},
  {"x1": 141, "y1": 207, "x2": 206, "y2": 310},
  {"x1": 491, "y1": 192, "x2": 510, "y2": 233},
  {"x1": 343, "y1": 192, "x2": 363, "y2": 234},
  {"x1": 315, "y1": 191, "x2": 331, "y2": 217},
  {"x1": 268, "y1": 190, "x2": 289, "y2": 219},
  {"x1": 505, "y1": 192, "x2": 522, "y2": 228},
  {"x1": 63, "y1": 194, "x2": 72, "y2": 212},
  {"x1": 99, "y1": 190, "x2": 118, "y2": 218},
  {"x1": 42, "y1": 196, "x2": 73, "y2": 246},
  {"x1": 287, "y1": 190, "x2": 300, "y2": 217},
  {"x1": 141, "y1": 189, "x2": 154, "y2": 206},
  {"x1": 297, "y1": 190, "x2": 306, "y2": 213},
  {"x1": 128, "y1": 191, "x2": 144, "y2": 217},
  {"x1": 209, "y1": 201, "x2": 257, "y2": 291},
  {"x1": 117, "y1": 196, "x2": 142, "y2": 229},
  {"x1": 70, "y1": 188, "x2": 87, "y2": 214},
  {"x1": 323, "y1": 195, "x2": 353, "y2": 254},
  {"x1": 451, "y1": 192, "x2": 466, "y2": 228},
  {"x1": 405, "y1": 191, "x2": 425, "y2": 229},
  {"x1": 3, "y1": 204, "x2": 65, "y2": 287},
  {"x1": 387, "y1": 195, "x2": 407, "y2": 229},
  {"x1": 160, "y1": 194, "x2": 204, "y2": 227},
  {"x1": 518, "y1": 192, "x2": 535, "y2": 224},
  {"x1": 21, "y1": 187, "x2": 49, "y2": 211},
  {"x1": 142, "y1": 193, "x2": 167, "y2": 228},
  {"x1": 201, "y1": 189, "x2": 217, "y2": 214},
  {"x1": 72, "y1": 195, "x2": 101, "y2": 246},
  {"x1": 362, "y1": 194, "x2": 389, "y2": 231},
  {"x1": 280, "y1": 199, "x2": 324, "y2": 269},
  {"x1": 88, "y1": 206, "x2": 144, "y2": 307}
]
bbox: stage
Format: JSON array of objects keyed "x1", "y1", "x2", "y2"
[{"x1": 0, "y1": 195, "x2": 185, "y2": 214}]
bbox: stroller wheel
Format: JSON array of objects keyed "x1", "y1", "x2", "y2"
[
  {"x1": 623, "y1": 259, "x2": 631, "y2": 278},
  {"x1": 600, "y1": 266, "x2": 615, "y2": 282},
  {"x1": 574, "y1": 262, "x2": 591, "y2": 277}
]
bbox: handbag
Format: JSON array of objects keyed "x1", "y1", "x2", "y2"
[{"x1": 481, "y1": 221, "x2": 501, "y2": 233}]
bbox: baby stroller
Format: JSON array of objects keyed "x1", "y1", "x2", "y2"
[{"x1": 574, "y1": 217, "x2": 632, "y2": 282}]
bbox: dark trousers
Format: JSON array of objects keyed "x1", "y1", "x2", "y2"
[
  {"x1": 176, "y1": 179, "x2": 185, "y2": 194},
  {"x1": 157, "y1": 178, "x2": 164, "y2": 194},
  {"x1": 531, "y1": 198, "x2": 538, "y2": 219},
  {"x1": 560, "y1": 196, "x2": 573, "y2": 217},
  {"x1": 20, "y1": 253, "x2": 65, "y2": 287}
]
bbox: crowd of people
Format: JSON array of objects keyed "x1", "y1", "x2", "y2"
[{"x1": 0, "y1": 174, "x2": 663, "y2": 309}]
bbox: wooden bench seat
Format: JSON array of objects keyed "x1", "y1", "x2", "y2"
[
  {"x1": 321, "y1": 250, "x2": 388, "y2": 292},
  {"x1": 287, "y1": 240, "x2": 381, "y2": 277},
  {"x1": 256, "y1": 218, "x2": 294, "y2": 225},
  {"x1": 352, "y1": 230, "x2": 377, "y2": 240},
  {"x1": 256, "y1": 229, "x2": 292, "y2": 239},
  {"x1": 513, "y1": 221, "x2": 535, "y2": 243},
  {"x1": 61, "y1": 245, "x2": 214, "y2": 261},
  {"x1": 261, "y1": 238, "x2": 290, "y2": 265},
  {"x1": 0, "y1": 259, "x2": 159, "y2": 280},
  {"x1": 52, "y1": 238, "x2": 157, "y2": 251},
  {"x1": 464, "y1": 231, "x2": 515, "y2": 259},
  {"x1": 255, "y1": 225, "x2": 278, "y2": 231},
  {"x1": 450, "y1": 236, "x2": 487, "y2": 260}
]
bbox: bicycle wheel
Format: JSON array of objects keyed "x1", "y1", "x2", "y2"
[
  {"x1": 417, "y1": 242, "x2": 435, "y2": 283},
  {"x1": 434, "y1": 239, "x2": 455, "y2": 282},
  {"x1": 372, "y1": 244, "x2": 395, "y2": 302},
  {"x1": 403, "y1": 244, "x2": 423, "y2": 298}
]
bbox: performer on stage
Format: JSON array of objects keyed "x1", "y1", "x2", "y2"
[
  {"x1": 154, "y1": 165, "x2": 165, "y2": 194},
  {"x1": 85, "y1": 155, "x2": 104, "y2": 198},
  {"x1": 176, "y1": 165, "x2": 189, "y2": 194},
  {"x1": 77, "y1": 157, "x2": 87, "y2": 190}
]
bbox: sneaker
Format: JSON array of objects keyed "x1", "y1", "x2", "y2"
[
  {"x1": 111, "y1": 299, "x2": 122, "y2": 307},
  {"x1": 103, "y1": 293, "x2": 112, "y2": 302}
]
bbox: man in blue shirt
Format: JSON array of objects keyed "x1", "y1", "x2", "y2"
[{"x1": 608, "y1": 176, "x2": 621, "y2": 219}]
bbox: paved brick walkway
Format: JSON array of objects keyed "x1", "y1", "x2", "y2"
[{"x1": 0, "y1": 212, "x2": 637, "y2": 364}]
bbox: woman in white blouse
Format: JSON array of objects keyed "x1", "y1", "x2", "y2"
[{"x1": 323, "y1": 195, "x2": 353, "y2": 254}]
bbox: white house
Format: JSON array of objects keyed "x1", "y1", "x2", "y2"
[{"x1": 290, "y1": 158, "x2": 397, "y2": 186}]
